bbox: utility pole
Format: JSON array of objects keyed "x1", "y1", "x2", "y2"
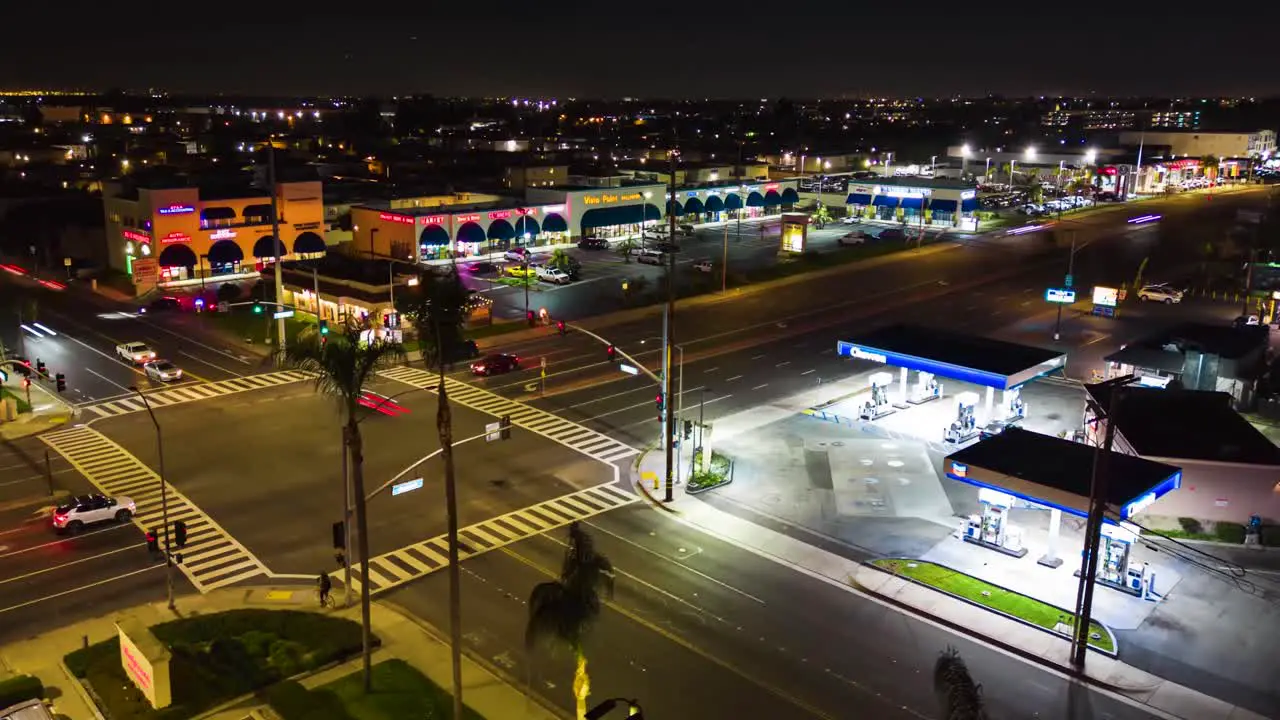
[
  {"x1": 268, "y1": 144, "x2": 287, "y2": 353},
  {"x1": 1071, "y1": 384, "x2": 1120, "y2": 668},
  {"x1": 1053, "y1": 231, "x2": 1077, "y2": 341},
  {"x1": 721, "y1": 219, "x2": 729, "y2": 293},
  {"x1": 663, "y1": 144, "x2": 679, "y2": 502}
]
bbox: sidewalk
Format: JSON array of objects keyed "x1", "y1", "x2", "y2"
[
  {"x1": 629, "y1": 446, "x2": 1267, "y2": 720},
  {"x1": 0, "y1": 585, "x2": 561, "y2": 720},
  {"x1": 0, "y1": 375, "x2": 75, "y2": 441}
]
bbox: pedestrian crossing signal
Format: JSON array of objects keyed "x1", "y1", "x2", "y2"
[
  {"x1": 55, "y1": 373, "x2": 66, "y2": 392},
  {"x1": 146, "y1": 529, "x2": 159, "y2": 554},
  {"x1": 253, "y1": 302, "x2": 263, "y2": 314},
  {"x1": 607, "y1": 345, "x2": 616, "y2": 362},
  {"x1": 319, "y1": 319, "x2": 329, "y2": 335},
  {"x1": 173, "y1": 520, "x2": 187, "y2": 548},
  {"x1": 332, "y1": 520, "x2": 345, "y2": 550}
]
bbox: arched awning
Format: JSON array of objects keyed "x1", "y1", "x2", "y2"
[
  {"x1": 206, "y1": 240, "x2": 244, "y2": 266},
  {"x1": 704, "y1": 195, "x2": 724, "y2": 213},
  {"x1": 666, "y1": 200, "x2": 684, "y2": 216},
  {"x1": 724, "y1": 193, "x2": 743, "y2": 210},
  {"x1": 487, "y1": 219, "x2": 515, "y2": 241},
  {"x1": 581, "y1": 207, "x2": 642, "y2": 229},
  {"x1": 200, "y1": 206, "x2": 236, "y2": 222},
  {"x1": 746, "y1": 191, "x2": 765, "y2": 207},
  {"x1": 513, "y1": 215, "x2": 540, "y2": 238},
  {"x1": 542, "y1": 213, "x2": 568, "y2": 233},
  {"x1": 293, "y1": 232, "x2": 326, "y2": 254},
  {"x1": 241, "y1": 204, "x2": 274, "y2": 223},
  {"x1": 420, "y1": 224, "x2": 449, "y2": 246},
  {"x1": 683, "y1": 197, "x2": 704, "y2": 214},
  {"x1": 780, "y1": 188, "x2": 800, "y2": 204},
  {"x1": 158, "y1": 244, "x2": 198, "y2": 268},
  {"x1": 253, "y1": 235, "x2": 287, "y2": 258},
  {"x1": 643, "y1": 204, "x2": 662, "y2": 221},
  {"x1": 763, "y1": 190, "x2": 782, "y2": 206},
  {"x1": 456, "y1": 222, "x2": 486, "y2": 245}
]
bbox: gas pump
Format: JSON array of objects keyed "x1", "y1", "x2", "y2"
[
  {"x1": 945, "y1": 391, "x2": 981, "y2": 443},
  {"x1": 908, "y1": 371, "x2": 943, "y2": 405},
  {"x1": 1001, "y1": 387, "x2": 1027, "y2": 422},
  {"x1": 962, "y1": 487, "x2": 1026, "y2": 557},
  {"x1": 859, "y1": 371, "x2": 897, "y2": 421},
  {"x1": 1098, "y1": 522, "x2": 1143, "y2": 595}
]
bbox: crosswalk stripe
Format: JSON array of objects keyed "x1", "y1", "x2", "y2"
[
  {"x1": 40, "y1": 426, "x2": 269, "y2": 592},
  {"x1": 78, "y1": 370, "x2": 315, "y2": 420},
  {"x1": 377, "y1": 366, "x2": 638, "y2": 465},
  {"x1": 333, "y1": 482, "x2": 637, "y2": 596}
]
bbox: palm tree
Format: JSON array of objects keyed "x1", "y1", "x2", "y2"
[
  {"x1": 397, "y1": 267, "x2": 470, "y2": 720},
  {"x1": 549, "y1": 248, "x2": 571, "y2": 270},
  {"x1": 811, "y1": 203, "x2": 832, "y2": 229},
  {"x1": 526, "y1": 522, "x2": 614, "y2": 720},
  {"x1": 615, "y1": 236, "x2": 637, "y2": 263},
  {"x1": 934, "y1": 647, "x2": 987, "y2": 719},
  {"x1": 277, "y1": 317, "x2": 405, "y2": 693}
]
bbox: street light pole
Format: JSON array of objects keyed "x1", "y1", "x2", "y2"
[
  {"x1": 663, "y1": 145, "x2": 679, "y2": 502},
  {"x1": 721, "y1": 220, "x2": 729, "y2": 293},
  {"x1": 132, "y1": 387, "x2": 175, "y2": 611},
  {"x1": 1053, "y1": 231, "x2": 1077, "y2": 342},
  {"x1": 268, "y1": 145, "x2": 287, "y2": 354}
]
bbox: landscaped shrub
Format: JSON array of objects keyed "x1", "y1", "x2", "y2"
[
  {"x1": 65, "y1": 636, "x2": 119, "y2": 677},
  {"x1": 0, "y1": 675, "x2": 43, "y2": 707},
  {"x1": 1215, "y1": 522, "x2": 1247, "y2": 544},
  {"x1": 1261, "y1": 525, "x2": 1280, "y2": 547},
  {"x1": 265, "y1": 681, "x2": 351, "y2": 720},
  {"x1": 1177, "y1": 517, "x2": 1204, "y2": 535}
]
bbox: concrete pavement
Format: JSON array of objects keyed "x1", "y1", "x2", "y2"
[{"x1": 0, "y1": 583, "x2": 560, "y2": 720}]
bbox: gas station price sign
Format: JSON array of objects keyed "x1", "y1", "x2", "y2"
[
  {"x1": 1092, "y1": 286, "x2": 1119, "y2": 308},
  {"x1": 1045, "y1": 288, "x2": 1076, "y2": 304}
]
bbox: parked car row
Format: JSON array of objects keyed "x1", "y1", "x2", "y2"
[{"x1": 1019, "y1": 195, "x2": 1092, "y2": 216}]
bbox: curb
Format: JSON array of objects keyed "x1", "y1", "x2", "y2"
[
  {"x1": 57, "y1": 659, "x2": 105, "y2": 720},
  {"x1": 630, "y1": 444, "x2": 679, "y2": 515}
]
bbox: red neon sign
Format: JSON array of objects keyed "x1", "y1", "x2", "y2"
[
  {"x1": 123, "y1": 230, "x2": 151, "y2": 243},
  {"x1": 488, "y1": 210, "x2": 512, "y2": 220},
  {"x1": 765, "y1": 183, "x2": 780, "y2": 191},
  {"x1": 418, "y1": 215, "x2": 446, "y2": 226},
  {"x1": 455, "y1": 213, "x2": 480, "y2": 223},
  {"x1": 515, "y1": 207, "x2": 537, "y2": 215},
  {"x1": 161, "y1": 232, "x2": 192, "y2": 244},
  {"x1": 379, "y1": 212, "x2": 413, "y2": 225}
]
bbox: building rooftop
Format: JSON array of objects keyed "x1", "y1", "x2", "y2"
[
  {"x1": 353, "y1": 199, "x2": 522, "y2": 216},
  {"x1": 1106, "y1": 322, "x2": 1269, "y2": 364},
  {"x1": 857, "y1": 176, "x2": 977, "y2": 191},
  {"x1": 1086, "y1": 384, "x2": 1280, "y2": 466}
]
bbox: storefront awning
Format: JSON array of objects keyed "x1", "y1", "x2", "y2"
[
  {"x1": 683, "y1": 197, "x2": 705, "y2": 214},
  {"x1": 704, "y1": 195, "x2": 724, "y2": 213},
  {"x1": 763, "y1": 190, "x2": 782, "y2": 206},
  {"x1": 929, "y1": 199, "x2": 958, "y2": 212},
  {"x1": 900, "y1": 196, "x2": 924, "y2": 210},
  {"x1": 643, "y1": 203, "x2": 662, "y2": 221},
  {"x1": 158, "y1": 243, "x2": 198, "y2": 267},
  {"x1": 293, "y1": 232, "x2": 326, "y2": 255},
  {"x1": 206, "y1": 240, "x2": 244, "y2": 265},
  {"x1": 581, "y1": 206, "x2": 643, "y2": 230},
  {"x1": 847, "y1": 193, "x2": 873, "y2": 205},
  {"x1": 872, "y1": 195, "x2": 900, "y2": 208},
  {"x1": 780, "y1": 188, "x2": 800, "y2": 204},
  {"x1": 961, "y1": 198, "x2": 979, "y2": 212},
  {"x1": 746, "y1": 192, "x2": 765, "y2": 207},
  {"x1": 488, "y1": 219, "x2": 515, "y2": 240},
  {"x1": 724, "y1": 194, "x2": 743, "y2": 210},
  {"x1": 542, "y1": 213, "x2": 568, "y2": 233},
  {"x1": 420, "y1": 224, "x2": 450, "y2": 246},
  {"x1": 666, "y1": 200, "x2": 684, "y2": 216},
  {"x1": 513, "y1": 215, "x2": 540, "y2": 238},
  {"x1": 252, "y1": 236, "x2": 287, "y2": 259},
  {"x1": 200, "y1": 206, "x2": 237, "y2": 221},
  {"x1": 456, "y1": 222, "x2": 486, "y2": 245}
]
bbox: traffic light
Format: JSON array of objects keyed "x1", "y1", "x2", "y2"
[
  {"x1": 55, "y1": 372, "x2": 66, "y2": 392},
  {"x1": 606, "y1": 345, "x2": 617, "y2": 362},
  {"x1": 318, "y1": 319, "x2": 329, "y2": 335},
  {"x1": 173, "y1": 520, "x2": 187, "y2": 548},
  {"x1": 332, "y1": 520, "x2": 345, "y2": 550},
  {"x1": 253, "y1": 301, "x2": 263, "y2": 314},
  {"x1": 21, "y1": 377, "x2": 30, "y2": 389},
  {"x1": 146, "y1": 528, "x2": 159, "y2": 554},
  {"x1": 556, "y1": 320, "x2": 566, "y2": 336},
  {"x1": 499, "y1": 414, "x2": 512, "y2": 440},
  {"x1": 526, "y1": 310, "x2": 536, "y2": 327},
  {"x1": 655, "y1": 392, "x2": 665, "y2": 419},
  {"x1": 683, "y1": 420, "x2": 693, "y2": 440},
  {"x1": 35, "y1": 359, "x2": 45, "y2": 376}
]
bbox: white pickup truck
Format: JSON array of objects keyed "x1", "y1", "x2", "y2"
[
  {"x1": 116, "y1": 342, "x2": 156, "y2": 364},
  {"x1": 535, "y1": 266, "x2": 572, "y2": 285}
]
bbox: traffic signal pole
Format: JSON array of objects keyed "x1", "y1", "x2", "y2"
[
  {"x1": 663, "y1": 146, "x2": 679, "y2": 502},
  {"x1": 132, "y1": 387, "x2": 175, "y2": 611},
  {"x1": 268, "y1": 145, "x2": 287, "y2": 354}
]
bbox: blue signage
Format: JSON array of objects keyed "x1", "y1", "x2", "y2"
[
  {"x1": 1045, "y1": 288, "x2": 1076, "y2": 304},
  {"x1": 392, "y1": 477, "x2": 425, "y2": 496},
  {"x1": 158, "y1": 204, "x2": 195, "y2": 215},
  {"x1": 836, "y1": 341, "x2": 1012, "y2": 390},
  {"x1": 1064, "y1": 274, "x2": 1073, "y2": 288}
]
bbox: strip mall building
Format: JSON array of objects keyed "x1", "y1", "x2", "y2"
[
  {"x1": 844, "y1": 177, "x2": 980, "y2": 231},
  {"x1": 350, "y1": 179, "x2": 801, "y2": 263}
]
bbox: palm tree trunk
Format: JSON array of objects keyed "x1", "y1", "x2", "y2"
[
  {"x1": 572, "y1": 649, "x2": 591, "y2": 720},
  {"x1": 348, "y1": 417, "x2": 373, "y2": 693},
  {"x1": 437, "y1": 374, "x2": 465, "y2": 720}
]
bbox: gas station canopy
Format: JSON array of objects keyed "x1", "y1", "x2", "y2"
[
  {"x1": 837, "y1": 324, "x2": 1067, "y2": 390},
  {"x1": 944, "y1": 427, "x2": 1183, "y2": 520}
]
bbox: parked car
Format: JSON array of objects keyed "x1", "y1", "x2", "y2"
[
  {"x1": 116, "y1": 342, "x2": 156, "y2": 364},
  {"x1": 536, "y1": 266, "x2": 572, "y2": 285},
  {"x1": 504, "y1": 248, "x2": 532, "y2": 263},
  {"x1": 142, "y1": 296, "x2": 182, "y2": 313},
  {"x1": 468, "y1": 261, "x2": 499, "y2": 275},
  {"x1": 578, "y1": 237, "x2": 608, "y2": 250},
  {"x1": 505, "y1": 264, "x2": 537, "y2": 278},
  {"x1": 635, "y1": 250, "x2": 666, "y2": 266},
  {"x1": 52, "y1": 493, "x2": 135, "y2": 534},
  {"x1": 470, "y1": 353, "x2": 520, "y2": 376},
  {"x1": 878, "y1": 228, "x2": 907, "y2": 242},
  {"x1": 693, "y1": 259, "x2": 713, "y2": 273},
  {"x1": 653, "y1": 241, "x2": 680, "y2": 253},
  {"x1": 840, "y1": 215, "x2": 862, "y2": 225},
  {"x1": 838, "y1": 231, "x2": 869, "y2": 246},
  {"x1": 1137, "y1": 284, "x2": 1184, "y2": 303},
  {"x1": 143, "y1": 360, "x2": 184, "y2": 382}
]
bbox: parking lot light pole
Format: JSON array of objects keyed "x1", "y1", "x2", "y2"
[
  {"x1": 131, "y1": 386, "x2": 175, "y2": 612},
  {"x1": 1053, "y1": 232, "x2": 1078, "y2": 342}
]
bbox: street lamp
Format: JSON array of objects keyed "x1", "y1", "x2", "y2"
[
  {"x1": 1025, "y1": 146, "x2": 1037, "y2": 161},
  {"x1": 131, "y1": 386, "x2": 175, "y2": 611}
]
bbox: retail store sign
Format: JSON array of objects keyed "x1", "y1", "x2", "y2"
[
  {"x1": 123, "y1": 229, "x2": 151, "y2": 243},
  {"x1": 379, "y1": 212, "x2": 413, "y2": 225},
  {"x1": 541, "y1": 205, "x2": 565, "y2": 213},
  {"x1": 582, "y1": 192, "x2": 644, "y2": 205},
  {"x1": 1092, "y1": 286, "x2": 1119, "y2": 307},
  {"x1": 1045, "y1": 288, "x2": 1076, "y2": 304},
  {"x1": 842, "y1": 344, "x2": 888, "y2": 364},
  {"x1": 117, "y1": 621, "x2": 171, "y2": 709},
  {"x1": 157, "y1": 204, "x2": 194, "y2": 215},
  {"x1": 418, "y1": 215, "x2": 447, "y2": 226},
  {"x1": 161, "y1": 232, "x2": 191, "y2": 244},
  {"x1": 950, "y1": 462, "x2": 967, "y2": 478},
  {"x1": 455, "y1": 213, "x2": 481, "y2": 223},
  {"x1": 874, "y1": 186, "x2": 931, "y2": 198},
  {"x1": 960, "y1": 190, "x2": 977, "y2": 199},
  {"x1": 488, "y1": 210, "x2": 512, "y2": 220},
  {"x1": 209, "y1": 229, "x2": 237, "y2": 241}
]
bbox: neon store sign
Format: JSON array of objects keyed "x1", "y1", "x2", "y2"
[
  {"x1": 157, "y1": 204, "x2": 194, "y2": 215},
  {"x1": 209, "y1": 229, "x2": 237, "y2": 240},
  {"x1": 123, "y1": 230, "x2": 151, "y2": 243},
  {"x1": 418, "y1": 215, "x2": 447, "y2": 226},
  {"x1": 379, "y1": 212, "x2": 413, "y2": 225},
  {"x1": 161, "y1": 232, "x2": 192, "y2": 244},
  {"x1": 455, "y1": 214, "x2": 481, "y2": 223},
  {"x1": 582, "y1": 192, "x2": 643, "y2": 205},
  {"x1": 488, "y1": 210, "x2": 512, "y2": 220}
]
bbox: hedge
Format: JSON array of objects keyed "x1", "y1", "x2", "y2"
[
  {"x1": 265, "y1": 680, "x2": 352, "y2": 720},
  {"x1": 0, "y1": 675, "x2": 43, "y2": 708},
  {"x1": 1215, "y1": 522, "x2": 1246, "y2": 544}
]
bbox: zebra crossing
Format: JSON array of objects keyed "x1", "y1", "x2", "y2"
[
  {"x1": 82, "y1": 370, "x2": 313, "y2": 419},
  {"x1": 40, "y1": 426, "x2": 269, "y2": 593},
  {"x1": 378, "y1": 365, "x2": 638, "y2": 465},
  {"x1": 339, "y1": 482, "x2": 638, "y2": 596}
]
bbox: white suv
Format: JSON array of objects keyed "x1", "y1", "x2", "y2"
[
  {"x1": 116, "y1": 342, "x2": 156, "y2": 364},
  {"x1": 1138, "y1": 284, "x2": 1183, "y2": 304},
  {"x1": 52, "y1": 493, "x2": 136, "y2": 534},
  {"x1": 536, "y1": 266, "x2": 571, "y2": 285}
]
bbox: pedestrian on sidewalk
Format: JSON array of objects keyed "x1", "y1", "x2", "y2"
[{"x1": 318, "y1": 572, "x2": 332, "y2": 608}]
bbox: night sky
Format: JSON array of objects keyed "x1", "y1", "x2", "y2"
[{"x1": 5, "y1": 4, "x2": 1279, "y2": 98}]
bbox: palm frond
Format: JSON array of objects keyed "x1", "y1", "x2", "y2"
[
  {"x1": 276, "y1": 315, "x2": 405, "y2": 410},
  {"x1": 524, "y1": 523, "x2": 614, "y2": 656},
  {"x1": 525, "y1": 580, "x2": 572, "y2": 649}
]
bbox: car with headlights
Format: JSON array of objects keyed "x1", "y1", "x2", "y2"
[
  {"x1": 116, "y1": 342, "x2": 156, "y2": 364},
  {"x1": 471, "y1": 353, "x2": 520, "y2": 376},
  {"x1": 52, "y1": 493, "x2": 135, "y2": 534},
  {"x1": 1137, "y1": 284, "x2": 1183, "y2": 303},
  {"x1": 144, "y1": 360, "x2": 184, "y2": 382}
]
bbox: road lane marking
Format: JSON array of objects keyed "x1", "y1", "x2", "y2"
[
  {"x1": 135, "y1": 318, "x2": 254, "y2": 364},
  {"x1": 85, "y1": 367, "x2": 133, "y2": 394},
  {"x1": 703, "y1": 367, "x2": 719, "y2": 373},
  {"x1": 337, "y1": 483, "x2": 638, "y2": 596},
  {"x1": 800, "y1": 369, "x2": 816, "y2": 376},
  {"x1": 725, "y1": 375, "x2": 743, "y2": 382},
  {"x1": 775, "y1": 361, "x2": 791, "y2": 368},
  {"x1": 752, "y1": 384, "x2": 768, "y2": 390},
  {"x1": 565, "y1": 385, "x2": 656, "y2": 410},
  {"x1": 40, "y1": 426, "x2": 269, "y2": 592},
  {"x1": 751, "y1": 354, "x2": 765, "y2": 360},
  {"x1": 0, "y1": 542, "x2": 145, "y2": 586},
  {"x1": 79, "y1": 370, "x2": 314, "y2": 419},
  {"x1": 0, "y1": 524, "x2": 135, "y2": 559},
  {"x1": 43, "y1": 311, "x2": 213, "y2": 384},
  {"x1": 0, "y1": 565, "x2": 163, "y2": 616},
  {"x1": 179, "y1": 350, "x2": 243, "y2": 377}
]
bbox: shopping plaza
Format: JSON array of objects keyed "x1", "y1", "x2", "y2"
[
  {"x1": 844, "y1": 177, "x2": 980, "y2": 231},
  {"x1": 350, "y1": 179, "x2": 801, "y2": 262}
]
